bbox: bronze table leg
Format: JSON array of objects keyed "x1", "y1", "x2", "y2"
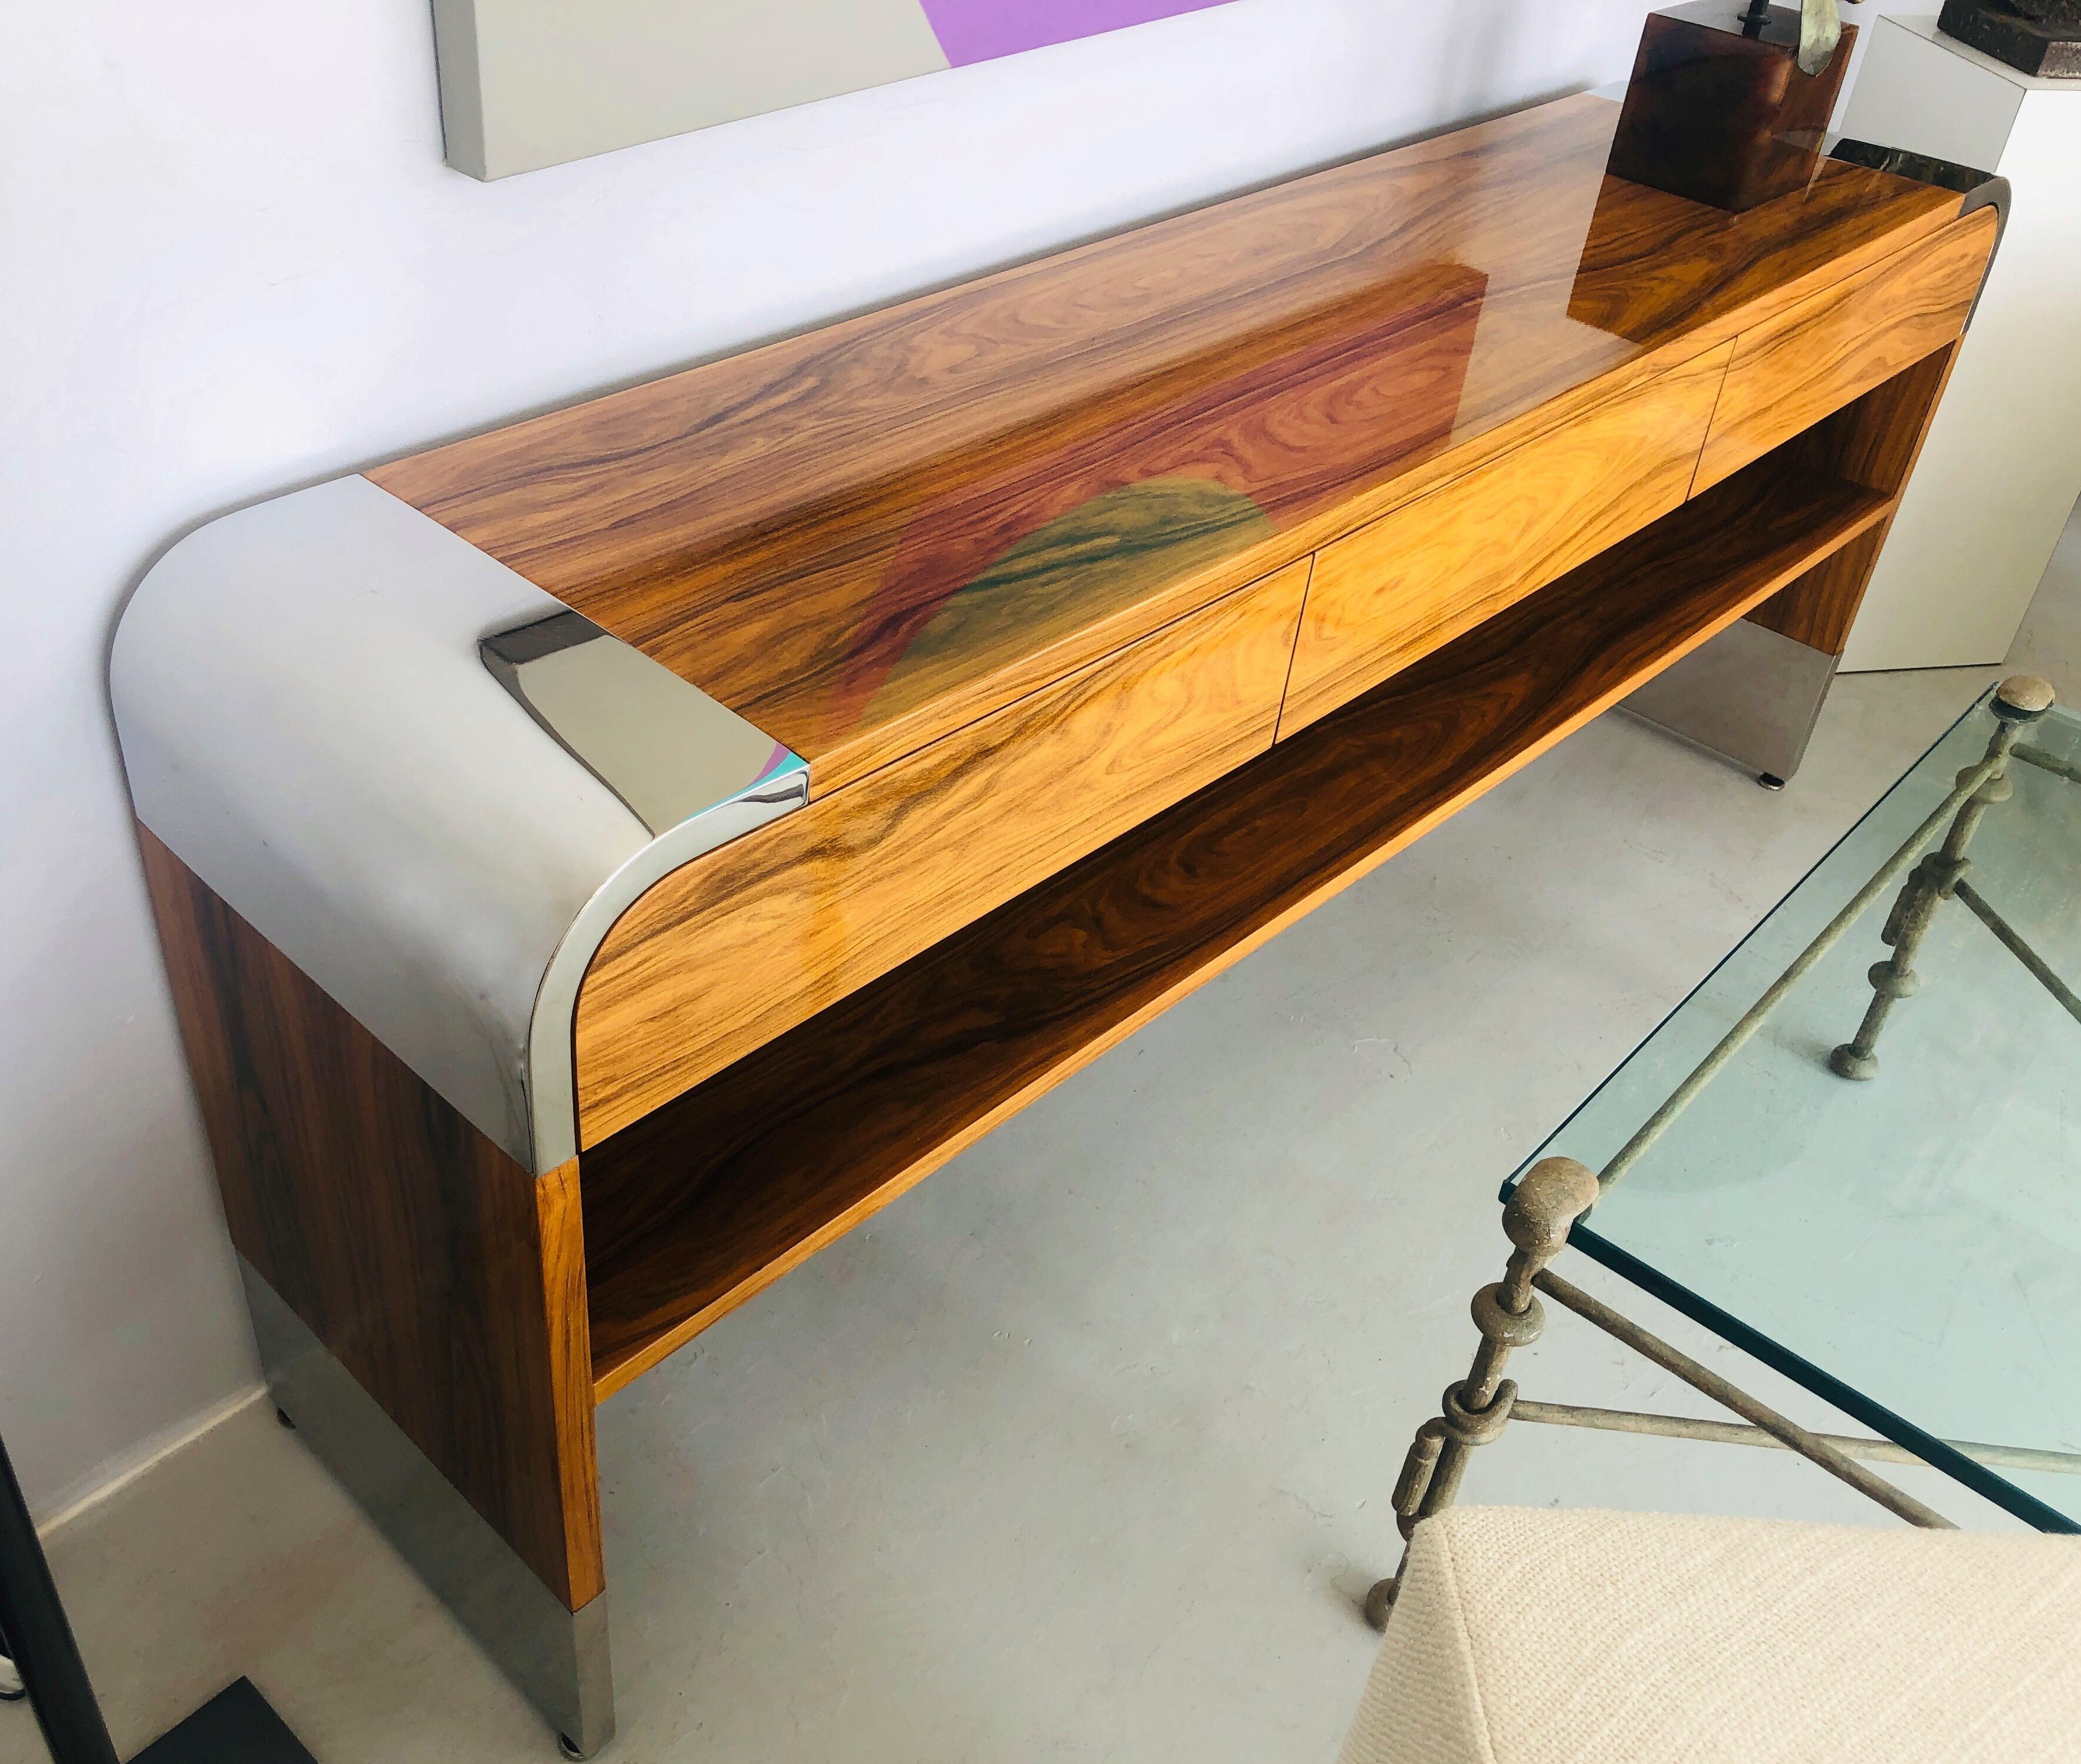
[
  {"x1": 1363, "y1": 1158, "x2": 1599, "y2": 1628},
  {"x1": 1832, "y1": 674, "x2": 2055, "y2": 1079}
]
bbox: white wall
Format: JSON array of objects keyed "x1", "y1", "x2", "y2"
[
  {"x1": 4, "y1": 0, "x2": 1806, "y2": 1515},
  {"x1": 1837, "y1": 1, "x2": 1939, "y2": 108}
]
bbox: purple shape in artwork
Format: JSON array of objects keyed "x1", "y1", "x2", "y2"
[{"x1": 919, "y1": 0, "x2": 1235, "y2": 68}]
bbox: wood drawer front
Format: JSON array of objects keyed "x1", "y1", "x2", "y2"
[
  {"x1": 1280, "y1": 344, "x2": 1730, "y2": 737},
  {"x1": 1695, "y1": 208, "x2": 1996, "y2": 495},
  {"x1": 573, "y1": 558, "x2": 1311, "y2": 1146}
]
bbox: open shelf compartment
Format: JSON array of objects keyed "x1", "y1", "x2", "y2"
[{"x1": 580, "y1": 441, "x2": 1894, "y2": 1398}]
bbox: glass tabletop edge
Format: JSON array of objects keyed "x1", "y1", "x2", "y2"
[
  {"x1": 1504, "y1": 686, "x2": 2000, "y2": 1195},
  {"x1": 1555, "y1": 1216, "x2": 2081, "y2": 1535}
]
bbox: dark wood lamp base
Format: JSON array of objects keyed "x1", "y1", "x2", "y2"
[{"x1": 1608, "y1": 2, "x2": 1859, "y2": 211}]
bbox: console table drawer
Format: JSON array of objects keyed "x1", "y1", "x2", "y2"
[
  {"x1": 1278, "y1": 345, "x2": 1728, "y2": 737},
  {"x1": 1694, "y1": 208, "x2": 1997, "y2": 493},
  {"x1": 571, "y1": 557, "x2": 1311, "y2": 1146}
]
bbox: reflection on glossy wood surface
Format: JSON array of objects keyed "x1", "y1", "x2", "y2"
[
  {"x1": 580, "y1": 450, "x2": 1893, "y2": 1396},
  {"x1": 1280, "y1": 341, "x2": 1729, "y2": 739},
  {"x1": 1695, "y1": 208, "x2": 1994, "y2": 492},
  {"x1": 573, "y1": 560, "x2": 1310, "y2": 1148},
  {"x1": 815, "y1": 264, "x2": 1482, "y2": 742},
  {"x1": 1564, "y1": 154, "x2": 1944, "y2": 347},
  {"x1": 138, "y1": 830, "x2": 605, "y2": 1610},
  {"x1": 372, "y1": 96, "x2": 1961, "y2": 792}
]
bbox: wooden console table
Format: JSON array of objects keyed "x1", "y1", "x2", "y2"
[{"x1": 109, "y1": 96, "x2": 2003, "y2": 1755}]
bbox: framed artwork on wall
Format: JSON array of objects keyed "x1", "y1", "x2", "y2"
[{"x1": 430, "y1": 0, "x2": 1246, "y2": 179}]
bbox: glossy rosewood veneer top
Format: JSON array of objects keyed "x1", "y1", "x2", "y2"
[{"x1": 370, "y1": 95, "x2": 1961, "y2": 794}]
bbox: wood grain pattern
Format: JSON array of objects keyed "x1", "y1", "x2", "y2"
[
  {"x1": 580, "y1": 450, "x2": 1894, "y2": 1396},
  {"x1": 371, "y1": 96, "x2": 1958, "y2": 795},
  {"x1": 1794, "y1": 340, "x2": 1961, "y2": 501},
  {"x1": 1745, "y1": 343, "x2": 1960, "y2": 654},
  {"x1": 138, "y1": 829, "x2": 605, "y2": 1611},
  {"x1": 573, "y1": 560, "x2": 1311, "y2": 1147},
  {"x1": 1694, "y1": 208, "x2": 1996, "y2": 493},
  {"x1": 532, "y1": 1159, "x2": 602, "y2": 1602},
  {"x1": 1280, "y1": 341, "x2": 1730, "y2": 738},
  {"x1": 1746, "y1": 523, "x2": 1893, "y2": 658}
]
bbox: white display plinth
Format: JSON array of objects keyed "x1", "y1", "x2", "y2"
[{"x1": 1837, "y1": 15, "x2": 2081, "y2": 672}]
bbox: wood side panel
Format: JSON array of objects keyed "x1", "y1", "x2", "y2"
[
  {"x1": 1745, "y1": 341, "x2": 1960, "y2": 654},
  {"x1": 581, "y1": 453, "x2": 1894, "y2": 1395},
  {"x1": 573, "y1": 560, "x2": 1311, "y2": 1146},
  {"x1": 1280, "y1": 343, "x2": 1730, "y2": 738},
  {"x1": 1694, "y1": 209, "x2": 1996, "y2": 495},
  {"x1": 532, "y1": 1159, "x2": 604, "y2": 1598},
  {"x1": 370, "y1": 97, "x2": 1956, "y2": 793},
  {"x1": 1745, "y1": 524, "x2": 1892, "y2": 656},
  {"x1": 1804, "y1": 342, "x2": 1961, "y2": 499},
  {"x1": 137, "y1": 830, "x2": 605, "y2": 1610}
]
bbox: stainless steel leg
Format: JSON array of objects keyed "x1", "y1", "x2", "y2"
[
  {"x1": 240, "y1": 1260, "x2": 616, "y2": 1758},
  {"x1": 1622, "y1": 618, "x2": 1839, "y2": 783}
]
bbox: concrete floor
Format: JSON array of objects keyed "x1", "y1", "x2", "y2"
[{"x1": 12, "y1": 532, "x2": 2077, "y2": 1763}]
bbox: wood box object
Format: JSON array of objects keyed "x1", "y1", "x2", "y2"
[{"x1": 1609, "y1": 3, "x2": 1859, "y2": 212}]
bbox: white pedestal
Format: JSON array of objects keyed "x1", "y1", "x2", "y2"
[{"x1": 1836, "y1": 15, "x2": 2081, "y2": 672}]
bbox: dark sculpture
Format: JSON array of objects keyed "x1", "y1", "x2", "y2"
[{"x1": 1939, "y1": 0, "x2": 2081, "y2": 78}]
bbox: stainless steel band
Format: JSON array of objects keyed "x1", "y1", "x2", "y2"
[{"x1": 111, "y1": 473, "x2": 806, "y2": 1174}]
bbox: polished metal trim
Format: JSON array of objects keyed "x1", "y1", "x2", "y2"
[
  {"x1": 1827, "y1": 136, "x2": 2010, "y2": 328},
  {"x1": 240, "y1": 1259, "x2": 615, "y2": 1756},
  {"x1": 481, "y1": 608, "x2": 798, "y2": 838},
  {"x1": 110, "y1": 475, "x2": 806, "y2": 1174},
  {"x1": 525, "y1": 759, "x2": 806, "y2": 1176},
  {"x1": 1621, "y1": 617, "x2": 1839, "y2": 782}
]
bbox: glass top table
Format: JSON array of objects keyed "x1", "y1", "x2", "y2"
[{"x1": 1511, "y1": 683, "x2": 2081, "y2": 1532}]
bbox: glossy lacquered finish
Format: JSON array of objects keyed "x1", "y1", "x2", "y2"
[
  {"x1": 580, "y1": 449, "x2": 1896, "y2": 1396},
  {"x1": 572, "y1": 558, "x2": 1311, "y2": 1148},
  {"x1": 115, "y1": 88, "x2": 2004, "y2": 1752},
  {"x1": 369, "y1": 95, "x2": 1961, "y2": 797},
  {"x1": 558, "y1": 217, "x2": 1995, "y2": 1145},
  {"x1": 1281, "y1": 342, "x2": 1730, "y2": 738},
  {"x1": 1695, "y1": 205, "x2": 1996, "y2": 491}
]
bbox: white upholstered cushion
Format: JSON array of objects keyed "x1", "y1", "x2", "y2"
[{"x1": 1340, "y1": 1506, "x2": 2081, "y2": 1764}]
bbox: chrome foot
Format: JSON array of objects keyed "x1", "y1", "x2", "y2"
[{"x1": 1757, "y1": 772, "x2": 1786, "y2": 792}]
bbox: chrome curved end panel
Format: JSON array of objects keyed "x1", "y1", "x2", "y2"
[{"x1": 111, "y1": 475, "x2": 804, "y2": 1174}]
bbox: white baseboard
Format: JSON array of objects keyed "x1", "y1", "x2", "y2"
[{"x1": 34, "y1": 1383, "x2": 268, "y2": 1538}]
